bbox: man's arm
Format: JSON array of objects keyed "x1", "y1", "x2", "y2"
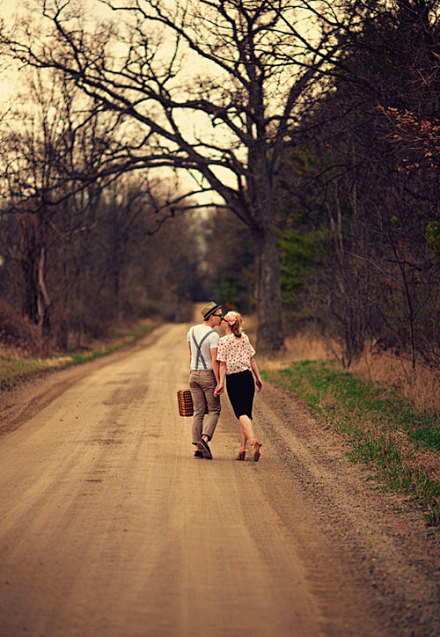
[{"x1": 211, "y1": 347, "x2": 219, "y2": 383}]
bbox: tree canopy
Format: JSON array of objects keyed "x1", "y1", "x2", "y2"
[{"x1": 1, "y1": 0, "x2": 367, "y2": 351}]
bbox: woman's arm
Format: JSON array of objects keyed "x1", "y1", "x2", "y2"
[
  {"x1": 214, "y1": 361, "x2": 226, "y2": 397},
  {"x1": 251, "y1": 357, "x2": 263, "y2": 391}
]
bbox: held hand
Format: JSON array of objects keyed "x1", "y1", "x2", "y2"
[
  {"x1": 214, "y1": 384, "x2": 224, "y2": 397},
  {"x1": 256, "y1": 378, "x2": 263, "y2": 391}
]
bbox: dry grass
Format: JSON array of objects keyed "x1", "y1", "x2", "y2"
[
  {"x1": 0, "y1": 320, "x2": 160, "y2": 390},
  {"x1": 256, "y1": 323, "x2": 440, "y2": 417},
  {"x1": 0, "y1": 298, "x2": 41, "y2": 357},
  {"x1": 256, "y1": 331, "x2": 337, "y2": 373},
  {"x1": 351, "y1": 348, "x2": 440, "y2": 415},
  {"x1": 242, "y1": 315, "x2": 335, "y2": 369}
]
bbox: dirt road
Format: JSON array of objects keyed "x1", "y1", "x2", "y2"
[{"x1": 0, "y1": 323, "x2": 439, "y2": 637}]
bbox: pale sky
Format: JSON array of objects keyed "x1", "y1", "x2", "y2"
[
  {"x1": 0, "y1": 0, "x2": 33, "y2": 19},
  {"x1": 0, "y1": 0, "x2": 17, "y2": 16},
  {"x1": 0, "y1": 1, "x2": 242, "y2": 203}
]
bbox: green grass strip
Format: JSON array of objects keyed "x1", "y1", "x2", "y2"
[{"x1": 262, "y1": 360, "x2": 440, "y2": 526}]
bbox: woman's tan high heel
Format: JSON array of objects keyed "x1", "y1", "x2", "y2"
[
  {"x1": 251, "y1": 440, "x2": 262, "y2": 462},
  {"x1": 235, "y1": 448, "x2": 246, "y2": 461}
]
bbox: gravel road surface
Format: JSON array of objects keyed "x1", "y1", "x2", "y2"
[{"x1": 0, "y1": 323, "x2": 439, "y2": 637}]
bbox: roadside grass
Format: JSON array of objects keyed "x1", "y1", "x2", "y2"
[
  {"x1": 0, "y1": 322, "x2": 161, "y2": 391},
  {"x1": 262, "y1": 360, "x2": 440, "y2": 527}
]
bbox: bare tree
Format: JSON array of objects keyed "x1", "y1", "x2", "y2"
[
  {"x1": 1, "y1": 0, "x2": 362, "y2": 350},
  {"x1": 0, "y1": 67, "x2": 126, "y2": 340}
]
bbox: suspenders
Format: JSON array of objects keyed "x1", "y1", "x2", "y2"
[{"x1": 191, "y1": 328, "x2": 215, "y2": 369}]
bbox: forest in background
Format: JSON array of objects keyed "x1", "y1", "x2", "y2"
[{"x1": 0, "y1": 0, "x2": 438, "y2": 379}]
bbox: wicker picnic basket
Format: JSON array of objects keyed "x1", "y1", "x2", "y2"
[{"x1": 177, "y1": 389, "x2": 194, "y2": 417}]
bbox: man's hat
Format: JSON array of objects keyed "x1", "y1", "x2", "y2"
[{"x1": 201, "y1": 301, "x2": 221, "y2": 320}]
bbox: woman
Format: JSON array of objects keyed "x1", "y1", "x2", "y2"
[{"x1": 214, "y1": 311, "x2": 263, "y2": 461}]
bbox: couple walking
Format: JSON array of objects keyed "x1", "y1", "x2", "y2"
[{"x1": 187, "y1": 301, "x2": 263, "y2": 462}]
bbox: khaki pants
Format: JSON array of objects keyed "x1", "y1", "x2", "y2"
[{"x1": 189, "y1": 370, "x2": 221, "y2": 444}]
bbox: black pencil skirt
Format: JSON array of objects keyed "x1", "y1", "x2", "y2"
[{"x1": 226, "y1": 370, "x2": 255, "y2": 419}]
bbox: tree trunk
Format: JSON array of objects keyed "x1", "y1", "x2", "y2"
[
  {"x1": 245, "y1": 135, "x2": 285, "y2": 352},
  {"x1": 22, "y1": 252, "x2": 39, "y2": 324},
  {"x1": 253, "y1": 224, "x2": 284, "y2": 352},
  {"x1": 20, "y1": 215, "x2": 40, "y2": 324},
  {"x1": 37, "y1": 245, "x2": 51, "y2": 337},
  {"x1": 19, "y1": 213, "x2": 51, "y2": 339}
]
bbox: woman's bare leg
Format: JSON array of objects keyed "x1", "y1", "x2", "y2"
[
  {"x1": 239, "y1": 414, "x2": 261, "y2": 461},
  {"x1": 238, "y1": 415, "x2": 256, "y2": 444},
  {"x1": 240, "y1": 426, "x2": 247, "y2": 450}
]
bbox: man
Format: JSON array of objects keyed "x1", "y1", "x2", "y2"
[{"x1": 187, "y1": 301, "x2": 223, "y2": 459}]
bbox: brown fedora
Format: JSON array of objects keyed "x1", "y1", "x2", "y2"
[{"x1": 201, "y1": 301, "x2": 221, "y2": 320}]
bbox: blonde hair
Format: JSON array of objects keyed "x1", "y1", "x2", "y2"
[{"x1": 224, "y1": 311, "x2": 243, "y2": 338}]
